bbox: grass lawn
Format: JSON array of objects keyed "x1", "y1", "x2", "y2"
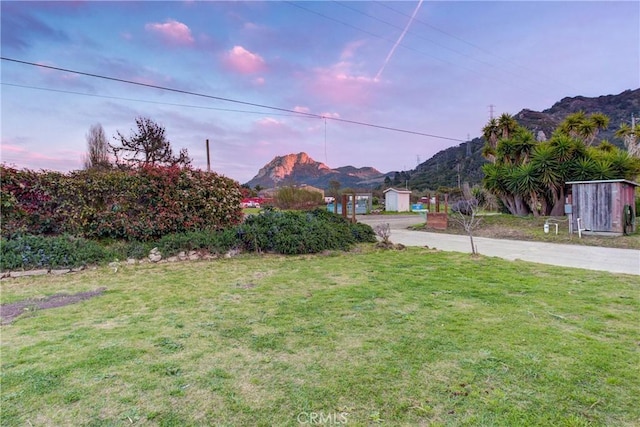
[{"x1": 1, "y1": 247, "x2": 639, "y2": 426}]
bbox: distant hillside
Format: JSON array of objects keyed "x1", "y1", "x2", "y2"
[
  {"x1": 244, "y1": 152, "x2": 384, "y2": 190},
  {"x1": 408, "y1": 88, "x2": 639, "y2": 191},
  {"x1": 517, "y1": 88, "x2": 639, "y2": 143}
]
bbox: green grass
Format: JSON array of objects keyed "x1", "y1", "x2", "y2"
[{"x1": 1, "y1": 247, "x2": 639, "y2": 426}]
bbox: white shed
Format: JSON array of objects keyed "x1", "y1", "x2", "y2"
[{"x1": 383, "y1": 188, "x2": 412, "y2": 212}]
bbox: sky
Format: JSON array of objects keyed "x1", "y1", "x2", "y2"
[{"x1": 1, "y1": 1, "x2": 639, "y2": 185}]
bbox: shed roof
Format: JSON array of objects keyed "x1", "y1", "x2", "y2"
[
  {"x1": 566, "y1": 179, "x2": 639, "y2": 187},
  {"x1": 383, "y1": 187, "x2": 412, "y2": 194}
]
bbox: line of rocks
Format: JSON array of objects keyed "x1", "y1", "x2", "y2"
[{"x1": 1, "y1": 247, "x2": 241, "y2": 280}]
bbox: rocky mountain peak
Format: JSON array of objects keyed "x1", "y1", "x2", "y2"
[{"x1": 245, "y1": 152, "x2": 382, "y2": 189}]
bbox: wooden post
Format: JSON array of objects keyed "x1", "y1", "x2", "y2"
[
  {"x1": 341, "y1": 194, "x2": 348, "y2": 218},
  {"x1": 351, "y1": 193, "x2": 356, "y2": 223},
  {"x1": 206, "y1": 139, "x2": 211, "y2": 173},
  {"x1": 435, "y1": 193, "x2": 440, "y2": 213}
]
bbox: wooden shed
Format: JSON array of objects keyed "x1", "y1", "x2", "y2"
[
  {"x1": 383, "y1": 188, "x2": 412, "y2": 212},
  {"x1": 566, "y1": 179, "x2": 638, "y2": 235}
]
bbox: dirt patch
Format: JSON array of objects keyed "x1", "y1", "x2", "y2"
[{"x1": 0, "y1": 287, "x2": 106, "y2": 325}]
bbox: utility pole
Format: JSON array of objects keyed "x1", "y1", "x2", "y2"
[
  {"x1": 466, "y1": 134, "x2": 471, "y2": 157},
  {"x1": 489, "y1": 104, "x2": 495, "y2": 120},
  {"x1": 205, "y1": 139, "x2": 211, "y2": 173}
]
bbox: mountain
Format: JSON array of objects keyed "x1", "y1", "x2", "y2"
[
  {"x1": 244, "y1": 152, "x2": 384, "y2": 189},
  {"x1": 516, "y1": 88, "x2": 639, "y2": 143},
  {"x1": 407, "y1": 88, "x2": 639, "y2": 191}
]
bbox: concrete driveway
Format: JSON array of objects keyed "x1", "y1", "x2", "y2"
[{"x1": 357, "y1": 215, "x2": 640, "y2": 276}]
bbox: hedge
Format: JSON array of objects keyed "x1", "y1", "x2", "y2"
[{"x1": 1, "y1": 165, "x2": 243, "y2": 240}]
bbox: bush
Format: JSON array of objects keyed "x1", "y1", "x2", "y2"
[
  {"x1": 0, "y1": 209, "x2": 377, "y2": 271},
  {"x1": 0, "y1": 235, "x2": 110, "y2": 271},
  {"x1": 273, "y1": 186, "x2": 324, "y2": 210},
  {"x1": 1, "y1": 164, "x2": 244, "y2": 241},
  {"x1": 236, "y1": 208, "x2": 375, "y2": 255},
  {"x1": 155, "y1": 229, "x2": 237, "y2": 257}
]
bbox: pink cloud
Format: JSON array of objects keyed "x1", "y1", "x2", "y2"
[
  {"x1": 0, "y1": 142, "x2": 82, "y2": 172},
  {"x1": 320, "y1": 112, "x2": 340, "y2": 119},
  {"x1": 145, "y1": 19, "x2": 194, "y2": 45},
  {"x1": 307, "y1": 62, "x2": 377, "y2": 105},
  {"x1": 223, "y1": 46, "x2": 266, "y2": 74},
  {"x1": 341, "y1": 40, "x2": 366, "y2": 60}
]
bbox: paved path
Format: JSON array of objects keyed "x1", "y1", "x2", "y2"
[{"x1": 357, "y1": 215, "x2": 640, "y2": 276}]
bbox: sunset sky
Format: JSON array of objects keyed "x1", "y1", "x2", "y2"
[{"x1": 2, "y1": 1, "x2": 638, "y2": 184}]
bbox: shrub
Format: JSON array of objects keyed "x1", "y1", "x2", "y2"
[
  {"x1": 155, "y1": 229, "x2": 236, "y2": 257},
  {"x1": 273, "y1": 186, "x2": 324, "y2": 210},
  {"x1": 1, "y1": 165, "x2": 244, "y2": 240},
  {"x1": 235, "y1": 208, "x2": 375, "y2": 255},
  {"x1": 0, "y1": 235, "x2": 110, "y2": 271},
  {"x1": 0, "y1": 209, "x2": 376, "y2": 271}
]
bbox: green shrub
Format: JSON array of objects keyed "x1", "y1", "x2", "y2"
[
  {"x1": 0, "y1": 209, "x2": 376, "y2": 270},
  {"x1": 235, "y1": 208, "x2": 375, "y2": 255},
  {"x1": 0, "y1": 235, "x2": 109, "y2": 271},
  {"x1": 0, "y1": 164, "x2": 243, "y2": 241},
  {"x1": 155, "y1": 229, "x2": 236, "y2": 257},
  {"x1": 273, "y1": 186, "x2": 324, "y2": 210}
]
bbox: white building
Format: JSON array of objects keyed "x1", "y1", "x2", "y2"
[{"x1": 383, "y1": 188, "x2": 412, "y2": 212}]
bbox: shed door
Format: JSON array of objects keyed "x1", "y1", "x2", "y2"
[{"x1": 575, "y1": 183, "x2": 612, "y2": 232}]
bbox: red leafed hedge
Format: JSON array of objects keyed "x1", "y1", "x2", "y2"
[{"x1": 1, "y1": 164, "x2": 243, "y2": 240}]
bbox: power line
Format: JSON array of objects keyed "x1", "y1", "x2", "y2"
[
  {"x1": 285, "y1": 2, "x2": 536, "y2": 95},
  {"x1": 373, "y1": 1, "x2": 578, "y2": 93},
  {"x1": 1, "y1": 57, "x2": 319, "y2": 119},
  {"x1": 1, "y1": 57, "x2": 465, "y2": 142},
  {"x1": 335, "y1": 1, "x2": 498, "y2": 72},
  {"x1": 1, "y1": 82, "x2": 304, "y2": 118}
]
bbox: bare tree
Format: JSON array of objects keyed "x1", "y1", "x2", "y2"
[
  {"x1": 451, "y1": 198, "x2": 482, "y2": 255},
  {"x1": 83, "y1": 123, "x2": 111, "y2": 170},
  {"x1": 110, "y1": 117, "x2": 191, "y2": 168}
]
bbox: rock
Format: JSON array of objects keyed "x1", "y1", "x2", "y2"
[
  {"x1": 126, "y1": 258, "x2": 137, "y2": 265},
  {"x1": 166, "y1": 256, "x2": 179, "y2": 263},
  {"x1": 178, "y1": 251, "x2": 187, "y2": 260},
  {"x1": 188, "y1": 251, "x2": 200, "y2": 261},
  {"x1": 149, "y1": 247, "x2": 162, "y2": 263},
  {"x1": 224, "y1": 248, "x2": 240, "y2": 258},
  {"x1": 9, "y1": 269, "x2": 48, "y2": 278},
  {"x1": 50, "y1": 269, "x2": 71, "y2": 275}
]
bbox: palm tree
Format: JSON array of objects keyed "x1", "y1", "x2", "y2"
[
  {"x1": 497, "y1": 113, "x2": 518, "y2": 140},
  {"x1": 593, "y1": 159, "x2": 616, "y2": 180},
  {"x1": 558, "y1": 111, "x2": 587, "y2": 139},
  {"x1": 482, "y1": 163, "x2": 516, "y2": 214},
  {"x1": 512, "y1": 128, "x2": 537, "y2": 163},
  {"x1": 482, "y1": 118, "x2": 499, "y2": 163},
  {"x1": 570, "y1": 158, "x2": 598, "y2": 181},
  {"x1": 558, "y1": 111, "x2": 609, "y2": 146},
  {"x1": 607, "y1": 149, "x2": 640, "y2": 180},
  {"x1": 508, "y1": 163, "x2": 540, "y2": 216},
  {"x1": 531, "y1": 144, "x2": 561, "y2": 215},
  {"x1": 615, "y1": 123, "x2": 640, "y2": 157},
  {"x1": 583, "y1": 113, "x2": 609, "y2": 146}
]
